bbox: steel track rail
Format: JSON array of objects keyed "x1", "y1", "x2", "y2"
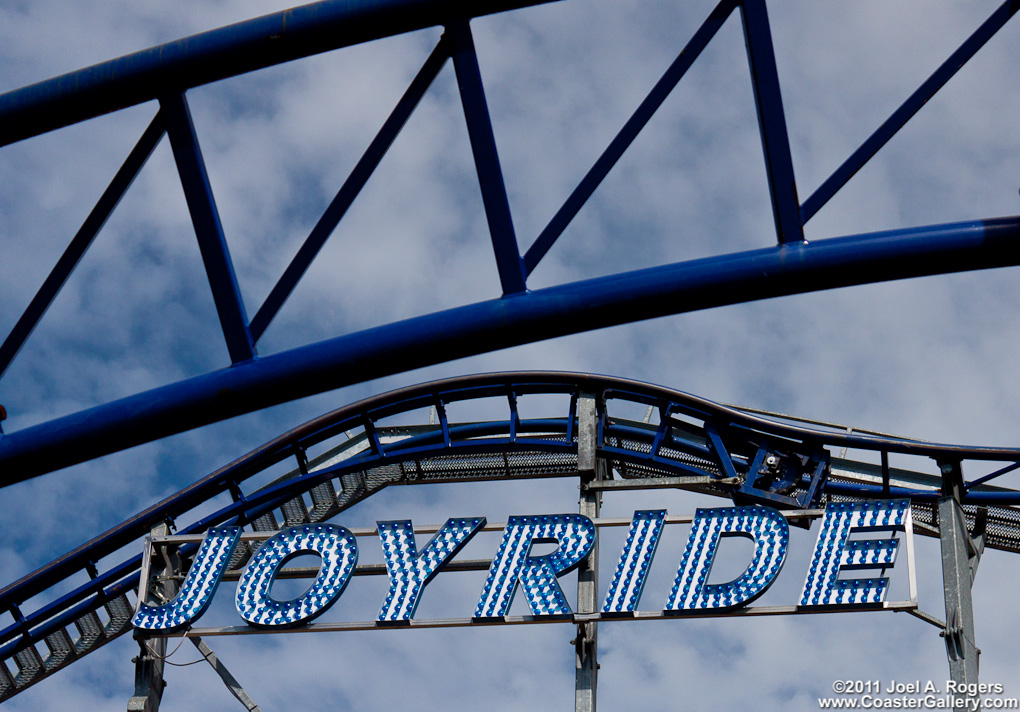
[{"x1": 0, "y1": 0, "x2": 564, "y2": 147}]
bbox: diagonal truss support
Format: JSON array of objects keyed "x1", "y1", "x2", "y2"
[
  {"x1": 0, "y1": 114, "x2": 165, "y2": 380},
  {"x1": 448, "y1": 19, "x2": 528, "y2": 296},
  {"x1": 161, "y1": 93, "x2": 256, "y2": 364},
  {"x1": 188, "y1": 637, "x2": 263, "y2": 712},
  {"x1": 800, "y1": 0, "x2": 1020, "y2": 223},
  {"x1": 740, "y1": 0, "x2": 803, "y2": 244},
  {"x1": 249, "y1": 38, "x2": 452, "y2": 342},
  {"x1": 523, "y1": 0, "x2": 739, "y2": 274}
]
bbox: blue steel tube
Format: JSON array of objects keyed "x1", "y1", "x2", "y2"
[
  {"x1": 0, "y1": 0, "x2": 564, "y2": 147},
  {"x1": 0, "y1": 215, "x2": 1018, "y2": 485}
]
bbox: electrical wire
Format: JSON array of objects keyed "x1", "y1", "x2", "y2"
[{"x1": 143, "y1": 627, "x2": 205, "y2": 667}]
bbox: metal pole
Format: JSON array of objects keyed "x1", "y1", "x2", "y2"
[
  {"x1": 188, "y1": 636, "x2": 262, "y2": 712},
  {"x1": 128, "y1": 524, "x2": 176, "y2": 712},
  {"x1": 575, "y1": 393, "x2": 603, "y2": 712},
  {"x1": 938, "y1": 461, "x2": 983, "y2": 712}
]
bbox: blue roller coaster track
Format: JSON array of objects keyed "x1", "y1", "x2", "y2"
[
  {"x1": 3, "y1": 370, "x2": 1020, "y2": 699},
  {"x1": 0, "y1": 0, "x2": 1017, "y2": 704},
  {"x1": 0, "y1": 0, "x2": 1017, "y2": 484}
]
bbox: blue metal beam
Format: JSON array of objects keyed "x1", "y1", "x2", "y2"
[
  {"x1": 966, "y1": 461, "x2": 1020, "y2": 491},
  {"x1": 448, "y1": 20, "x2": 527, "y2": 296},
  {"x1": 522, "y1": 0, "x2": 739, "y2": 275},
  {"x1": 0, "y1": 0, "x2": 566, "y2": 148},
  {"x1": 0, "y1": 214, "x2": 1017, "y2": 483},
  {"x1": 740, "y1": 0, "x2": 803, "y2": 244},
  {"x1": 799, "y1": 0, "x2": 1019, "y2": 223},
  {"x1": 250, "y1": 38, "x2": 451, "y2": 342},
  {"x1": 0, "y1": 113, "x2": 165, "y2": 381},
  {"x1": 704, "y1": 423, "x2": 741, "y2": 480},
  {"x1": 161, "y1": 93, "x2": 256, "y2": 364}
]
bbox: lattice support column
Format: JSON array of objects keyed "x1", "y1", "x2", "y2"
[
  {"x1": 575, "y1": 392, "x2": 603, "y2": 712},
  {"x1": 128, "y1": 523, "x2": 177, "y2": 712},
  {"x1": 938, "y1": 461, "x2": 985, "y2": 712}
]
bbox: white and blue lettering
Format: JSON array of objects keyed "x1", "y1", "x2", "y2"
[
  {"x1": 665, "y1": 506, "x2": 789, "y2": 612},
  {"x1": 601, "y1": 510, "x2": 666, "y2": 616},
  {"x1": 131, "y1": 502, "x2": 914, "y2": 633},
  {"x1": 377, "y1": 517, "x2": 486, "y2": 623},
  {"x1": 132, "y1": 526, "x2": 240, "y2": 632},
  {"x1": 800, "y1": 499, "x2": 909, "y2": 607},
  {"x1": 474, "y1": 514, "x2": 596, "y2": 619},
  {"x1": 236, "y1": 524, "x2": 358, "y2": 628}
]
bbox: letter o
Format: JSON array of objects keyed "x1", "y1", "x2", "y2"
[{"x1": 236, "y1": 524, "x2": 358, "y2": 628}]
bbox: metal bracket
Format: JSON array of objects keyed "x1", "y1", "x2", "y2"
[
  {"x1": 967, "y1": 507, "x2": 987, "y2": 584},
  {"x1": 571, "y1": 622, "x2": 598, "y2": 674},
  {"x1": 941, "y1": 606, "x2": 980, "y2": 665},
  {"x1": 189, "y1": 636, "x2": 262, "y2": 712}
]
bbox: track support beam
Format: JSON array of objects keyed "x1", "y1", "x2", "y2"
[
  {"x1": 740, "y1": 0, "x2": 803, "y2": 244},
  {"x1": 575, "y1": 393, "x2": 602, "y2": 712},
  {"x1": 161, "y1": 92, "x2": 255, "y2": 365},
  {"x1": 128, "y1": 524, "x2": 176, "y2": 712},
  {"x1": 938, "y1": 461, "x2": 984, "y2": 712},
  {"x1": 448, "y1": 19, "x2": 527, "y2": 296}
]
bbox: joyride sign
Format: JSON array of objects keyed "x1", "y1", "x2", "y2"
[{"x1": 132, "y1": 500, "x2": 913, "y2": 633}]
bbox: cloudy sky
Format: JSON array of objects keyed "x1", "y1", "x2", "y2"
[{"x1": 1, "y1": 0, "x2": 1019, "y2": 709}]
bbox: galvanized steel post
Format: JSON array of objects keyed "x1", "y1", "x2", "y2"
[
  {"x1": 128, "y1": 524, "x2": 176, "y2": 712},
  {"x1": 938, "y1": 461, "x2": 983, "y2": 712},
  {"x1": 575, "y1": 393, "x2": 602, "y2": 712}
]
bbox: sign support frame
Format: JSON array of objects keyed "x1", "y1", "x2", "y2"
[
  {"x1": 938, "y1": 461, "x2": 985, "y2": 712},
  {"x1": 575, "y1": 393, "x2": 602, "y2": 712},
  {"x1": 128, "y1": 523, "x2": 174, "y2": 712},
  {"x1": 128, "y1": 524, "x2": 264, "y2": 712}
]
